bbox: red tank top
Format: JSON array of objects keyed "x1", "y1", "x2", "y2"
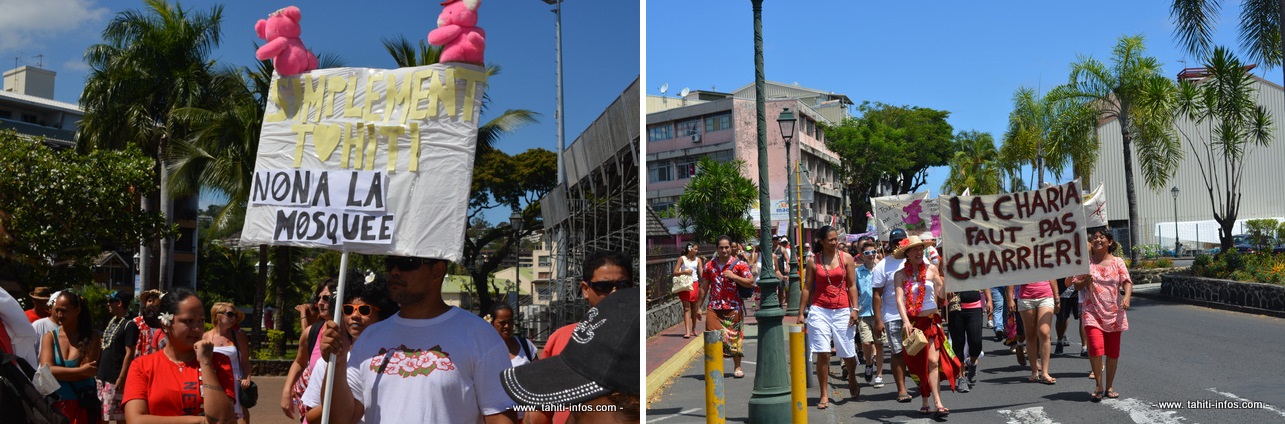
[{"x1": 811, "y1": 252, "x2": 851, "y2": 309}]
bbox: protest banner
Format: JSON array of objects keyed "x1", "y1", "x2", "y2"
[
  {"x1": 239, "y1": 63, "x2": 488, "y2": 262},
  {"x1": 871, "y1": 191, "x2": 940, "y2": 239},
  {"x1": 937, "y1": 180, "x2": 1090, "y2": 292}
]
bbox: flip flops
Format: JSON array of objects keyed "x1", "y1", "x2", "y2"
[
  {"x1": 817, "y1": 401, "x2": 829, "y2": 410},
  {"x1": 897, "y1": 393, "x2": 914, "y2": 403},
  {"x1": 1090, "y1": 389, "x2": 1104, "y2": 402},
  {"x1": 733, "y1": 370, "x2": 745, "y2": 378},
  {"x1": 1038, "y1": 375, "x2": 1057, "y2": 385},
  {"x1": 1105, "y1": 389, "x2": 1120, "y2": 399},
  {"x1": 918, "y1": 406, "x2": 932, "y2": 415},
  {"x1": 935, "y1": 407, "x2": 951, "y2": 418}
]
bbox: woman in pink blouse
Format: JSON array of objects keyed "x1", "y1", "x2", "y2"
[{"x1": 1072, "y1": 227, "x2": 1132, "y2": 401}]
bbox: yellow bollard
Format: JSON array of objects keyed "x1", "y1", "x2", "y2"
[
  {"x1": 789, "y1": 324, "x2": 808, "y2": 423},
  {"x1": 704, "y1": 330, "x2": 726, "y2": 424}
]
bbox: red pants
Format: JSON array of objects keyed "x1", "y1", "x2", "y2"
[{"x1": 1084, "y1": 325, "x2": 1121, "y2": 358}]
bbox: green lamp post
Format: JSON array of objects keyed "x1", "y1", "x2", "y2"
[
  {"x1": 748, "y1": 0, "x2": 790, "y2": 421},
  {"x1": 777, "y1": 108, "x2": 801, "y2": 316}
]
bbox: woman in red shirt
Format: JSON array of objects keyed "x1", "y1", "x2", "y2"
[
  {"x1": 123, "y1": 288, "x2": 236, "y2": 423},
  {"x1": 796, "y1": 226, "x2": 859, "y2": 409}
]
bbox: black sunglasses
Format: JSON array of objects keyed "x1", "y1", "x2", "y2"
[
  {"x1": 385, "y1": 256, "x2": 439, "y2": 272},
  {"x1": 219, "y1": 311, "x2": 238, "y2": 318},
  {"x1": 318, "y1": 294, "x2": 333, "y2": 304},
  {"x1": 342, "y1": 304, "x2": 379, "y2": 317},
  {"x1": 586, "y1": 279, "x2": 632, "y2": 293}
]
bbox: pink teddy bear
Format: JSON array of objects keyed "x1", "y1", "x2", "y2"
[
  {"x1": 428, "y1": 0, "x2": 486, "y2": 65},
  {"x1": 255, "y1": 6, "x2": 318, "y2": 75}
]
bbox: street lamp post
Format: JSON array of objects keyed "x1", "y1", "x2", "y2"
[
  {"x1": 1171, "y1": 187, "x2": 1180, "y2": 257},
  {"x1": 510, "y1": 211, "x2": 524, "y2": 308},
  {"x1": 777, "y1": 108, "x2": 800, "y2": 316},
  {"x1": 748, "y1": 1, "x2": 790, "y2": 421}
]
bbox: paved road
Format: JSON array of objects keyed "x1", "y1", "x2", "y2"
[
  {"x1": 248, "y1": 375, "x2": 301, "y2": 424},
  {"x1": 646, "y1": 296, "x2": 1285, "y2": 423}
]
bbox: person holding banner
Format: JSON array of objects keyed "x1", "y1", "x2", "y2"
[
  {"x1": 312, "y1": 255, "x2": 518, "y2": 424},
  {"x1": 892, "y1": 236, "x2": 957, "y2": 418},
  {"x1": 672, "y1": 243, "x2": 703, "y2": 339},
  {"x1": 1006, "y1": 280, "x2": 1059, "y2": 385},
  {"x1": 1073, "y1": 228, "x2": 1132, "y2": 402},
  {"x1": 797, "y1": 226, "x2": 860, "y2": 408}
]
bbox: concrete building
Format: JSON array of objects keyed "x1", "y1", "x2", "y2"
[
  {"x1": 1091, "y1": 71, "x2": 1285, "y2": 252},
  {"x1": 1, "y1": 66, "x2": 80, "y2": 148},
  {"x1": 645, "y1": 81, "x2": 852, "y2": 244}
]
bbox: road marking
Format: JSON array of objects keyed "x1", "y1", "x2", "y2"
[
  {"x1": 741, "y1": 360, "x2": 756, "y2": 365},
  {"x1": 646, "y1": 408, "x2": 702, "y2": 423},
  {"x1": 1100, "y1": 398, "x2": 1186, "y2": 423},
  {"x1": 1208, "y1": 388, "x2": 1285, "y2": 418},
  {"x1": 997, "y1": 406, "x2": 1058, "y2": 424}
]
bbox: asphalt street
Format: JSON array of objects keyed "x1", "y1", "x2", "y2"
[{"x1": 646, "y1": 295, "x2": 1285, "y2": 423}]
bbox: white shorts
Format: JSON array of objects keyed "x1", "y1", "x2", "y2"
[
  {"x1": 805, "y1": 305, "x2": 857, "y2": 359},
  {"x1": 1016, "y1": 297, "x2": 1055, "y2": 311}
]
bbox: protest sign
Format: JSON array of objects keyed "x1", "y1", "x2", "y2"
[
  {"x1": 1084, "y1": 182, "x2": 1107, "y2": 228},
  {"x1": 239, "y1": 63, "x2": 487, "y2": 262},
  {"x1": 871, "y1": 192, "x2": 940, "y2": 239},
  {"x1": 938, "y1": 180, "x2": 1090, "y2": 291}
]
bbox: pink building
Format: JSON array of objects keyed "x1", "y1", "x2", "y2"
[{"x1": 645, "y1": 81, "x2": 852, "y2": 246}]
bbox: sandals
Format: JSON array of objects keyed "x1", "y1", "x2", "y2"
[
  {"x1": 897, "y1": 393, "x2": 914, "y2": 403},
  {"x1": 682, "y1": 334, "x2": 691, "y2": 339},
  {"x1": 1089, "y1": 371, "x2": 1096, "y2": 379},
  {"x1": 935, "y1": 407, "x2": 951, "y2": 418},
  {"x1": 1038, "y1": 375, "x2": 1057, "y2": 385},
  {"x1": 1090, "y1": 389, "x2": 1104, "y2": 402},
  {"x1": 733, "y1": 369, "x2": 745, "y2": 379},
  {"x1": 817, "y1": 401, "x2": 829, "y2": 410},
  {"x1": 1105, "y1": 389, "x2": 1120, "y2": 399},
  {"x1": 919, "y1": 406, "x2": 931, "y2": 415}
]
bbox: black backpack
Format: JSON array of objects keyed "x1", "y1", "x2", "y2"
[{"x1": 0, "y1": 352, "x2": 70, "y2": 424}]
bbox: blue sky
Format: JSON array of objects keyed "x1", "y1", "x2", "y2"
[
  {"x1": 646, "y1": 0, "x2": 1274, "y2": 194},
  {"x1": 2, "y1": 0, "x2": 639, "y2": 225}
]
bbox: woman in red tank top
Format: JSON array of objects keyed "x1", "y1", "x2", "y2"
[{"x1": 795, "y1": 226, "x2": 859, "y2": 409}]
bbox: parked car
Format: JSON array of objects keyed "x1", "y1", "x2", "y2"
[{"x1": 1232, "y1": 235, "x2": 1255, "y2": 253}]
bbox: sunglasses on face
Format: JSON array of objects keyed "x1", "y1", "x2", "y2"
[
  {"x1": 586, "y1": 279, "x2": 632, "y2": 293},
  {"x1": 863, "y1": 250, "x2": 877, "y2": 256},
  {"x1": 385, "y1": 256, "x2": 438, "y2": 272},
  {"x1": 318, "y1": 294, "x2": 332, "y2": 304},
  {"x1": 342, "y1": 304, "x2": 380, "y2": 317},
  {"x1": 219, "y1": 311, "x2": 237, "y2": 318}
]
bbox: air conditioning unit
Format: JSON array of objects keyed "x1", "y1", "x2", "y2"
[{"x1": 690, "y1": 134, "x2": 702, "y2": 143}]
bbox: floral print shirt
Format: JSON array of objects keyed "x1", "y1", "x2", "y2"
[
  {"x1": 703, "y1": 256, "x2": 754, "y2": 311},
  {"x1": 1083, "y1": 256, "x2": 1130, "y2": 332}
]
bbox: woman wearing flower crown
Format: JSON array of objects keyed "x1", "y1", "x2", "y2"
[
  {"x1": 122, "y1": 288, "x2": 236, "y2": 423},
  {"x1": 893, "y1": 235, "x2": 958, "y2": 418}
]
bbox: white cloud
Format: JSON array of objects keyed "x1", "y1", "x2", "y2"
[
  {"x1": 0, "y1": 0, "x2": 108, "y2": 52},
  {"x1": 61, "y1": 58, "x2": 89, "y2": 72}
]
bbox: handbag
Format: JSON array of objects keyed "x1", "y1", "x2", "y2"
[
  {"x1": 238, "y1": 381, "x2": 259, "y2": 408},
  {"x1": 737, "y1": 284, "x2": 756, "y2": 299},
  {"x1": 671, "y1": 274, "x2": 695, "y2": 293},
  {"x1": 903, "y1": 326, "x2": 929, "y2": 356}
]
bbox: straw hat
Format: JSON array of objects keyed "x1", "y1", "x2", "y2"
[
  {"x1": 892, "y1": 235, "x2": 930, "y2": 260},
  {"x1": 29, "y1": 287, "x2": 52, "y2": 301}
]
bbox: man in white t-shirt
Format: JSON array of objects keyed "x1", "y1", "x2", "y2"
[
  {"x1": 870, "y1": 229, "x2": 912, "y2": 402},
  {"x1": 314, "y1": 256, "x2": 517, "y2": 424}
]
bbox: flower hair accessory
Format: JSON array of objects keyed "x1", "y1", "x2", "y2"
[
  {"x1": 483, "y1": 314, "x2": 493, "y2": 323},
  {"x1": 158, "y1": 312, "x2": 174, "y2": 326},
  {"x1": 365, "y1": 271, "x2": 376, "y2": 284}
]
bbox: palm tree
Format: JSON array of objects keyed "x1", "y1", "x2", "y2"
[
  {"x1": 942, "y1": 131, "x2": 1003, "y2": 195},
  {"x1": 1002, "y1": 87, "x2": 1101, "y2": 188},
  {"x1": 1171, "y1": 0, "x2": 1285, "y2": 113},
  {"x1": 676, "y1": 157, "x2": 759, "y2": 243},
  {"x1": 1057, "y1": 35, "x2": 1182, "y2": 262},
  {"x1": 79, "y1": 0, "x2": 225, "y2": 290},
  {"x1": 1173, "y1": 47, "x2": 1273, "y2": 252}
]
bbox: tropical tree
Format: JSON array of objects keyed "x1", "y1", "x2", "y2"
[
  {"x1": 676, "y1": 157, "x2": 758, "y2": 243},
  {"x1": 823, "y1": 102, "x2": 955, "y2": 231},
  {"x1": 942, "y1": 131, "x2": 1003, "y2": 195},
  {"x1": 1002, "y1": 87, "x2": 1100, "y2": 187},
  {"x1": 1171, "y1": 0, "x2": 1285, "y2": 114},
  {"x1": 0, "y1": 129, "x2": 172, "y2": 287},
  {"x1": 1173, "y1": 47, "x2": 1273, "y2": 253},
  {"x1": 1056, "y1": 35, "x2": 1182, "y2": 262},
  {"x1": 79, "y1": 0, "x2": 225, "y2": 290}
]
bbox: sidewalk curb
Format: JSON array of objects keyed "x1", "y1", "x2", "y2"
[
  {"x1": 645, "y1": 336, "x2": 703, "y2": 402},
  {"x1": 1132, "y1": 284, "x2": 1285, "y2": 319}
]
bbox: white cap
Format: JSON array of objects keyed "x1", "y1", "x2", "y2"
[{"x1": 920, "y1": 232, "x2": 936, "y2": 241}]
